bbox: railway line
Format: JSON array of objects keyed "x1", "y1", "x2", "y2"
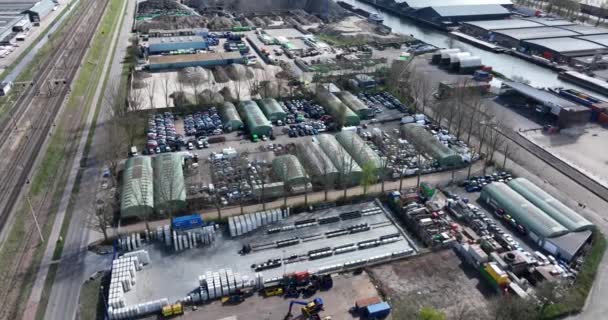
[{"x1": 0, "y1": 0, "x2": 108, "y2": 318}]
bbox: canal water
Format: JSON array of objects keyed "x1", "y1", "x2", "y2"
[{"x1": 342, "y1": 0, "x2": 608, "y2": 99}]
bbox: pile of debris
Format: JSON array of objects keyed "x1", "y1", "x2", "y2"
[{"x1": 178, "y1": 67, "x2": 215, "y2": 84}]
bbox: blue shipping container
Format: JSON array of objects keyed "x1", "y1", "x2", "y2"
[
  {"x1": 172, "y1": 214, "x2": 203, "y2": 230},
  {"x1": 365, "y1": 302, "x2": 391, "y2": 318}
]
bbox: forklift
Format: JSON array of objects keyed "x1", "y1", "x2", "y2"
[{"x1": 284, "y1": 298, "x2": 324, "y2": 320}]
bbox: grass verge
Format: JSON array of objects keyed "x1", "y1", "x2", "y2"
[
  {"x1": 79, "y1": 272, "x2": 106, "y2": 320},
  {"x1": 0, "y1": 0, "x2": 124, "y2": 318},
  {"x1": 542, "y1": 231, "x2": 607, "y2": 319}
]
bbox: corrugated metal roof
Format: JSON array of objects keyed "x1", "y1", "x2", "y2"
[
  {"x1": 335, "y1": 131, "x2": 382, "y2": 170},
  {"x1": 507, "y1": 178, "x2": 594, "y2": 231},
  {"x1": 27, "y1": 0, "x2": 54, "y2": 15},
  {"x1": 524, "y1": 17, "x2": 575, "y2": 27},
  {"x1": 149, "y1": 52, "x2": 243, "y2": 64},
  {"x1": 430, "y1": 4, "x2": 509, "y2": 17},
  {"x1": 121, "y1": 156, "x2": 154, "y2": 218},
  {"x1": 153, "y1": 153, "x2": 186, "y2": 214},
  {"x1": 400, "y1": 124, "x2": 463, "y2": 167},
  {"x1": 317, "y1": 134, "x2": 362, "y2": 176},
  {"x1": 463, "y1": 19, "x2": 544, "y2": 31},
  {"x1": 315, "y1": 88, "x2": 360, "y2": 127},
  {"x1": 220, "y1": 102, "x2": 243, "y2": 129},
  {"x1": 495, "y1": 26, "x2": 579, "y2": 40},
  {"x1": 480, "y1": 182, "x2": 569, "y2": 238},
  {"x1": 257, "y1": 98, "x2": 287, "y2": 121},
  {"x1": 148, "y1": 35, "x2": 206, "y2": 45},
  {"x1": 577, "y1": 33, "x2": 608, "y2": 46},
  {"x1": 238, "y1": 100, "x2": 272, "y2": 134},
  {"x1": 404, "y1": 0, "x2": 512, "y2": 8},
  {"x1": 558, "y1": 24, "x2": 608, "y2": 35},
  {"x1": 272, "y1": 155, "x2": 308, "y2": 186},
  {"x1": 523, "y1": 37, "x2": 606, "y2": 55},
  {"x1": 296, "y1": 141, "x2": 339, "y2": 180},
  {"x1": 502, "y1": 80, "x2": 588, "y2": 111}
]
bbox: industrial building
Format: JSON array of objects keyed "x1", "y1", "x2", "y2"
[
  {"x1": 219, "y1": 102, "x2": 243, "y2": 132},
  {"x1": 0, "y1": 14, "x2": 26, "y2": 44},
  {"x1": 500, "y1": 80, "x2": 591, "y2": 128},
  {"x1": 521, "y1": 37, "x2": 608, "y2": 63},
  {"x1": 335, "y1": 131, "x2": 383, "y2": 171},
  {"x1": 147, "y1": 36, "x2": 208, "y2": 54},
  {"x1": 492, "y1": 27, "x2": 579, "y2": 48},
  {"x1": 153, "y1": 153, "x2": 187, "y2": 215},
  {"x1": 147, "y1": 52, "x2": 243, "y2": 71},
  {"x1": 480, "y1": 181, "x2": 593, "y2": 262},
  {"x1": 400, "y1": 124, "x2": 464, "y2": 168},
  {"x1": 257, "y1": 98, "x2": 287, "y2": 123},
  {"x1": 146, "y1": 28, "x2": 209, "y2": 38},
  {"x1": 336, "y1": 91, "x2": 374, "y2": 119},
  {"x1": 480, "y1": 182, "x2": 569, "y2": 239},
  {"x1": 507, "y1": 178, "x2": 594, "y2": 232},
  {"x1": 238, "y1": 100, "x2": 272, "y2": 137},
  {"x1": 296, "y1": 141, "x2": 339, "y2": 186},
  {"x1": 414, "y1": 4, "x2": 510, "y2": 28},
  {"x1": 315, "y1": 88, "x2": 360, "y2": 127},
  {"x1": 272, "y1": 155, "x2": 308, "y2": 189},
  {"x1": 121, "y1": 157, "x2": 154, "y2": 219},
  {"x1": 358, "y1": 0, "x2": 514, "y2": 29},
  {"x1": 316, "y1": 134, "x2": 362, "y2": 185},
  {"x1": 25, "y1": 0, "x2": 54, "y2": 23}
]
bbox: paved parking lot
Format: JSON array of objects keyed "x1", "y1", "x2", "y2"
[{"x1": 123, "y1": 201, "x2": 417, "y2": 305}]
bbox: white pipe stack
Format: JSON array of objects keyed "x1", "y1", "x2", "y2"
[{"x1": 228, "y1": 207, "x2": 291, "y2": 237}]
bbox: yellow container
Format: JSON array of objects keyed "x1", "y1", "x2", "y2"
[
  {"x1": 171, "y1": 303, "x2": 183, "y2": 315},
  {"x1": 162, "y1": 305, "x2": 173, "y2": 317},
  {"x1": 485, "y1": 263, "x2": 509, "y2": 285}
]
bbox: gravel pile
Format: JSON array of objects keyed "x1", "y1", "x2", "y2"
[
  {"x1": 178, "y1": 67, "x2": 215, "y2": 84},
  {"x1": 225, "y1": 64, "x2": 253, "y2": 81},
  {"x1": 212, "y1": 66, "x2": 230, "y2": 83}
]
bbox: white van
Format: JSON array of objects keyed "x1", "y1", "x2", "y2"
[{"x1": 129, "y1": 146, "x2": 138, "y2": 157}]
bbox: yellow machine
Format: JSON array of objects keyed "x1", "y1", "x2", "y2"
[
  {"x1": 264, "y1": 287, "x2": 284, "y2": 297},
  {"x1": 161, "y1": 303, "x2": 184, "y2": 318}
]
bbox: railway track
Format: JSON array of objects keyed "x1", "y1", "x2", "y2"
[
  {"x1": 0, "y1": 0, "x2": 101, "y2": 234},
  {"x1": 0, "y1": 0, "x2": 107, "y2": 317}
]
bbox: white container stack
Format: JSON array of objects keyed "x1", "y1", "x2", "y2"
[
  {"x1": 173, "y1": 225, "x2": 216, "y2": 252},
  {"x1": 228, "y1": 208, "x2": 291, "y2": 237},
  {"x1": 119, "y1": 233, "x2": 145, "y2": 252},
  {"x1": 108, "y1": 298, "x2": 168, "y2": 320},
  {"x1": 198, "y1": 269, "x2": 255, "y2": 302}
]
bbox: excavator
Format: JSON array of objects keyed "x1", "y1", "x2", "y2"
[{"x1": 284, "y1": 298, "x2": 324, "y2": 320}]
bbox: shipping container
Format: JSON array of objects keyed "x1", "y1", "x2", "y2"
[
  {"x1": 365, "y1": 302, "x2": 391, "y2": 318},
  {"x1": 599, "y1": 112, "x2": 608, "y2": 126},
  {"x1": 172, "y1": 214, "x2": 203, "y2": 230},
  {"x1": 355, "y1": 296, "x2": 382, "y2": 309}
]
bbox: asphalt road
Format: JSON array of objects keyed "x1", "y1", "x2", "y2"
[{"x1": 37, "y1": 1, "x2": 134, "y2": 320}]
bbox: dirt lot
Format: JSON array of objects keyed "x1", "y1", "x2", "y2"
[
  {"x1": 179, "y1": 271, "x2": 389, "y2": 320},
  {"x1": 369, "y1": 250, "x2": 493, "y2": 319}
]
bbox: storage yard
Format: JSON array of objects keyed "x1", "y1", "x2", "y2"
[
  {"x1": 22, "y1": 1, "x2": 601, "y2": 320},
  {"x1": 107, "y1": 201, "x2": 415, "y2": 319}
]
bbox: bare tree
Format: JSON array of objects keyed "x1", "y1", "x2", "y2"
[
  {"x1": 88, "y1": 198, "x2": 114, "y2": 242},
  {"x1": 145, "y1": 80, "x2": 157, "y2": 111},
  {"x1": 161, "y1": 76, "x2": 172, "y2": 109}
]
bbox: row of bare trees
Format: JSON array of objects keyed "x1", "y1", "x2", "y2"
[{"x1": 386, "y1": 58, "x2": 511, "y2": 178}]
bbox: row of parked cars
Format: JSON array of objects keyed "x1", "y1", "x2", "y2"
[
  {"x1": 184, "y1": 107, "x2": 224, "y2": 137},
  {"x1": 279, "y1": 99, "x2": 328, "y2": 121},
  {"x1": 147, "y1": 112, "x2": 183, "y2": 154},
  {"x1": 460, "y1": 172, "x2": 513, "y2": 192},
  {"x1": 357, "y1": 91, "x2": 408, "y2": 113}
]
